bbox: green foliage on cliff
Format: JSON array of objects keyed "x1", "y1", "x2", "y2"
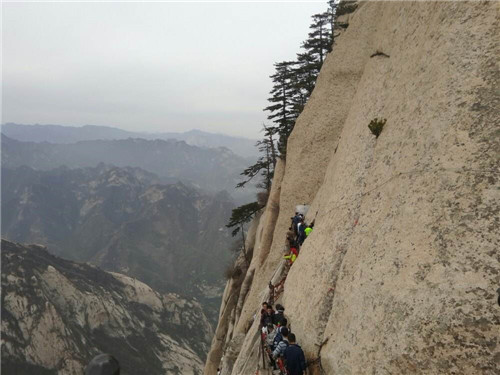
[{"x1": 368, "y1": 118, "x2": 387, "y2": 138}]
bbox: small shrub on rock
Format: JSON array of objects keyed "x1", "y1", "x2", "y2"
[
  {"x1": 336, "y1": 1, "x2": 358, "y2": 17},
  {"x1": 368, "y1": 118, "x2": 387, "y2": 138}
]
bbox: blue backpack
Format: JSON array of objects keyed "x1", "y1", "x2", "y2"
[{"x1": 273, "y1": 328, "x2": 283, "y2": 348}]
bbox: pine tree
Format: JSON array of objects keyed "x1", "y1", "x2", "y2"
[
  {"x1": 264, "y1": 61, "x2": 299, "y2": 155},
  {"x1": 226, "y1": 201, "x2": 262, "y2": 237},
  {"x1": 326, "y1": 0, "x2": 338, "y2": 46},
  {"x1": 236, "y1": 124, "x2": 276, "y2": 193},
  {"x1": 226, "y1": 201, "x2": 263, "y2": 263},
  {"x1": 255, "y1": 125, "x2": 277, "y2": 193},
  {"x1": 293, "y1": 51, "x2": 317, "y2": 111},
  {"x1": 302, "y1": 12, "x2": 331, "y2": 72}
]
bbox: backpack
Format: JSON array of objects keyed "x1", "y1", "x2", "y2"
[
  {"x1": 273, "y1": 330, "x2": 283, "y2": 348},
  {"x1": 277, "y1": 340, "x2": 289, "y2": 359}
]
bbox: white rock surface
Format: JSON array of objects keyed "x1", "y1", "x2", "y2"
[{"x1": 205, "y1": 2, "x2": 499, "y2": 374}]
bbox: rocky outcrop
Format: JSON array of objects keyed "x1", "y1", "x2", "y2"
[
  {"x1": 1, "y1": 240, "x2": 213, "y2": 375},
  {"x1": 206, "y1": 2, "x2": 499, "y2": 374}
]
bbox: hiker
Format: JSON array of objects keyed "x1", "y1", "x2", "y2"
[
  {"x1": 261, "y1": 305, "x2": 274, "y2": 327},
  {"x1": 284, "y1": 245, "x2": 299, "y2": 264},
  {"x1": 272, "y1": 326, "x2": 286, "y2": 350},
  {"x1": 272, "y1": 327, "x2": 289, "y2": 359},
  {"x1": 85, "y1": 353, "x2": 120, "y2": 375},
  {"x1": 260, "y1": 302, "x2": 269, "y2": 316},
  {"x1": 292, "y1": 213, "x2": 302, "y2": 235},
  {"x1": 266, "y1": 323, "x2": 277, "y2": 347},
  {"x1": 260, "y1": 302, "x2": 269, "y2": 332},
  {"x1": 273, "y1": 304, "x2": 288, "y2": 327},
  {"x1": 265, "y1": 323, "x2": 278, "y2": 370},
  {"x1": 304, "y1": 223, "x2": 313, "y2": 237},
  {"x1": 297, "y1": 220, "x2": 306, "y2": 245},
  {"x1": 284, "y1": 333, "x2": 306, "y2": 375}
]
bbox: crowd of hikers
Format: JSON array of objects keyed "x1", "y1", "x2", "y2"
[
  {"x1": 284, "y1": 212, "x2": 314, "y2": 265},
  {"x1": 260, "y1": 302, "x2": 306, "y2": 375},
  {"x1": 255, "y1": 210, "x2": 313, "y2": 375},
  {"x1": 218, "y1": 208, "x2": 315, "y2": 375},
  {"x1": 87, "y1": 211, "x2": 315, "y2": 375}
]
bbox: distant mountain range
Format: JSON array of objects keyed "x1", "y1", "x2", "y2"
[
  {"x1": 1, "y1": 122, "x2": 259, "y2": 158},
  {"x1": 1, "y1": 240, "x2": 212, "y2": 375},
  {"x1": 2, "y1": 164, "x2": 235, "y2": 321},
  {"x1": 1, "y1": 134, "x2": 255, "y2": 200}
]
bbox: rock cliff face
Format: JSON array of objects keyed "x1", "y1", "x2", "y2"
[
  {"x1": 1, "y1": 240, "x2": 212, "y2": 375},
  {"x1": 205, "y1": 2, "x2": 499, "y2": 374}
]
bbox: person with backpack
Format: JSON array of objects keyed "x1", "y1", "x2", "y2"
[
  {"x1": 272, "y1": 326, "x2": 287, "y2": 350},
  {"x1": 292, "y1": 213, "x2": 302, "y2": 235},
  {"x1": 283, "y1": 333, "x2": 306, "y2": 375},
  {"x1": 297, "y1": 220, "x2": 306, "y2": 245},
  {"x1": 272, "y1": 327, "x2": 289, "y2": 359},
  {"x1": 266, "y1": 324, "x2": 277, "y2": 347},
  {"x1": 273, "y1": 304, "x2": 288, "y2": 327}
]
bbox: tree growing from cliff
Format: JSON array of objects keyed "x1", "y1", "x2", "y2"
[
  {"x1": 302, "y1": 12, "x2": 332, "y2": 71},
  {"x1": 264, "y1": 61, "x2": 300, "y2": 155},
  {"x1": 236, "y1": 0, "x2": 343, "y2": 193},
  {"x1": 226, "y1": 201, "x2": 263, "y2": 263},
  {"x1": 292, "y1": 51, "x2": 317, "y2": 114},
  {"x1": 255, "y1": 125, "x2": 277, "y2": 193},
  {"x1": 236, "y1": 124, "x2": 277, "y2": 194}
]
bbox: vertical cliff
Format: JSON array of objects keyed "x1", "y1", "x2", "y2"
[{"x1": 205, "y1": 1, "x2": 499, "y2": 374}]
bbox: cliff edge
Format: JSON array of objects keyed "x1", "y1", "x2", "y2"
[{"x1": 206, "y1": 1, "x2": 499, "y2": 374}]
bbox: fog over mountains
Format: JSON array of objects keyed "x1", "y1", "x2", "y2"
[
  {"x1": 2, "y1": 123, "x2": 259, "y2": 158},
  {"x1": 1, "y1": 123, "x2": 254, "y2": 373},
  {"x1": 1, "y1": 134, "x2": 254, "y2": 200}
]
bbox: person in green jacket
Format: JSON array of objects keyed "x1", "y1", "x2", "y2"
[{"x1": 304, "y1": 222, "x2": 314, "y2": 237}]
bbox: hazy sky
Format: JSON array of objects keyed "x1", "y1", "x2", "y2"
[{"x1": 2, "y1": 1, "x2": 328, "y2": 138}]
